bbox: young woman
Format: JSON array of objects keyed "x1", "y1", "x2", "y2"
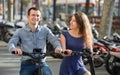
[{"x1": 59, "y1": 11, "x2": 93, "y2": 75}]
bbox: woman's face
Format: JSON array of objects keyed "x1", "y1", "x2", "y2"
[{"x1": 69, "y1": 16, "x2": 79, "y2": 30}]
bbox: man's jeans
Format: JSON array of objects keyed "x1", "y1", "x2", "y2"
[{"x1": 20, "y1": 61, "x2": 52, "y2": 75}]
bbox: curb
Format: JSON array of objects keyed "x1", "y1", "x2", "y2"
[
  {"x1": 46, "y1": 56, "x2": 62, "y2": 62},
  {"x1": 0, "y1": 41, "x2": 8, "y2": 47}
]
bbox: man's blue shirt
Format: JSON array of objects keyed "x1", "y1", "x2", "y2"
[{"x1": 8, "y1": 25, "x2": 61, "y2": 62}]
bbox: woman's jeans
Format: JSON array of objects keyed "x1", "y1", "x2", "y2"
[{"x1": 20, "y1": 61, "x2": 52, "y2": 75}]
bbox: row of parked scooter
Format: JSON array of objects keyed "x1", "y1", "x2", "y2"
[
  {"x1": 0, "y1": 20, "x2": 26, "y2": 43},
  {"x1": 87, "y1": 32, "x2": 120, "y2": 75}
]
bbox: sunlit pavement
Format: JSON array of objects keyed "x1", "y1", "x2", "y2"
[{"x1": 0, "y1": 41, "x2": 7, "y2": 47}]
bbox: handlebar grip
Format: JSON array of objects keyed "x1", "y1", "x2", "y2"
[
  {"x1": 11, "y1": 51, "x2": 33, "y2": 58},
  {"x1": 71, "y1": 51, "x2": 83, "y2": 56},
  {"x1": 22, "y1": 51, "x2": 31, "y2": 56},
  {"x1": 61, "y1": 51, "x2": 83, "y2": 56},
  {"x1": 61, "y1": 51, "x2": 68, "y2": 55},
  {"x1": 11, "y1": 51, "x2": 16, "y2": 54},
  {"x1": 11, "y1": 51, "x2": 27, "y2": 55}
]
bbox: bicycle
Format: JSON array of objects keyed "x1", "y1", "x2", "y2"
[
  {"x1": 12, "y1": 48, "x2": 48, "y2": 75},
  {"x1": 61, "y1": 48, "x2": 101, "y2": 75}
]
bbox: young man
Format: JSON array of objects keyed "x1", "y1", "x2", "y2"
[{"x1": 8, "y1": 7, "x2": 62, "y2": 75}]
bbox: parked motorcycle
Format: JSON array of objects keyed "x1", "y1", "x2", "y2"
[
  {"x1": 46, "y1": 20, "x2": 68, "y2": 58},
  {"x1": 105, "y1": 43, "x2": 120, "y2": 75},
  {"x1": 103, "y1": 32, "x2": 120, "y2": 46},
  {"x1": 93, "y1": 38, "x2": 120, "y2": 74},
  {"x1": 0, "y1": 21, "x2": 15, "y2": 43},
  {"x1": 92, "y1": 39, "x2": 110, "y2": 68},
  {"x1": 89, "y1": 32, "x2": 120, "y2": 68}
]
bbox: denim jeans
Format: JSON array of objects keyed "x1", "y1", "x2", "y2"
[{"x1": 20, "y1": 61, "x2": 52, "y2": 75}]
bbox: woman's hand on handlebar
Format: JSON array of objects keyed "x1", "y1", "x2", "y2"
[
  {"x1": 54, "y1": 48, "x2": 72, "y2": 56},
  {"x1": 12, "y1": 48, "x2": 22, "y2": 56}
]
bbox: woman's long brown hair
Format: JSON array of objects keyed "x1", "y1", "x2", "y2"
[{"x1": 74, "y1": 11, "x2": 93, "y2": 51}]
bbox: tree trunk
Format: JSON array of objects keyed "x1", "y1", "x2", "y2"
[
  {"x1": 36, "y1": 0, "x2": 40, "y2": 9},
  {"x1": 99, "y1": 0, "x2": 115, "y2": 39},
  {"x1": 7, "y1": 0, "x2": 11, "y2": 21}
]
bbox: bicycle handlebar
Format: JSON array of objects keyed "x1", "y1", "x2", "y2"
[
  {"x1": 11, "y1": 51, "x2": 46, "y2": 59},
  {"x1": 61, "y1": 48, "x2": 102, "y2": 56}
]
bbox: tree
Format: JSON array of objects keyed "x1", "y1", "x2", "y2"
[
  {"x1": 7, "y1": 0, "x2": 12, "y2": 21},
  {"x1": 99, "y1": 0, "x2": 115, "y2": 39}
]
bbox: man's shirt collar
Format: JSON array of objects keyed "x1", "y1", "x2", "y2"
[{"x1": 24, "y1": 25, "x2": 40, "y2": 32}]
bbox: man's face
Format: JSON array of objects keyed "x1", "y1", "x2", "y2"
[{"x1": 27, "y1": 9, "x2": 41, "y2": 25}]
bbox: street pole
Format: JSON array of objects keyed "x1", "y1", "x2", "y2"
[
  {"x1": 53, "y1": 0, "x2": 56, "y2": 22},
  {"x1": 13, "y1": 0, "x2": 15, "y2": 20},
  {"x1": 11, "y1": 0, "x2": 14, "y2": 21},
  {"x1": 20, "y1": 0, "x2": 23, "y2": 21},
  {"x1": 85, "y1": 0, "x2": 90, "y2": 15},
  {"x1": 2, "y1": 0, "x2": 5, "y2": 20},
  {"x1": 118, "y1": 0, "x2": 120, "y2": 16},
  {"x1": 98, "y1": 0, "x2": 101, "y2": 16},
  {"x1": 65, "y1": 0, "x2": 68, "y2": 17},
  {"x1": 7, "y1": 0, "x2": 11, "y2": 21}
]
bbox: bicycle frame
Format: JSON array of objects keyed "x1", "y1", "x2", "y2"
[{"x1": 12, "y1": 50, "x2": 47, "y2": 75}]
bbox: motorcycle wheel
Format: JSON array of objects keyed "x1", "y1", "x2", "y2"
[
  {"x1": 4, "y1": 32, "x2": 13, "y2": 43},
  {"x1": 94, "y1": 57, "x2": 104, "y2": 68},
  {"x1": 111, "y1": 67, "x2": 120, "y2": 75},
  {"x1": 110, "y1": 58, "x2": 120, "y2": 75},
  {"x1": 83, "y1": 58, "x2": 89, "y2": 65},
  {"x1": 105, "y1": 55, "x2": 114, "y2": 74}
]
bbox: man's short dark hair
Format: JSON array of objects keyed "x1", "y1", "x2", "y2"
[{"x1": 27, "y1": 7, "x2": 40, "y2": 15}]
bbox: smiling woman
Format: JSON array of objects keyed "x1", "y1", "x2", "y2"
[{"x1": 59, "y1": 11, "x2": 93, "y2": 75}]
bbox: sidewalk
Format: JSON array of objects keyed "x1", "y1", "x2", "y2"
[{"x1": 0, "y1": 41, "x2": 7, "y2": 47}]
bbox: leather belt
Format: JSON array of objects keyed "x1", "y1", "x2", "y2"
[{"x1": 25, "y1": 59, "x2": 36, "y2": 64}]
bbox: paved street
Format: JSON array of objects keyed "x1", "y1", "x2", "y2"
[{"x1": 0, "y1": 41, "x2": 110, "y2": 75}]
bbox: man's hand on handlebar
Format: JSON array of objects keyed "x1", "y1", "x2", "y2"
[
  {"x1": 61, "y1": 49, "x2": 72, "y2": 56},
  {"x1": 12, "y1": 48, "x2": 22, "y2": 56},
  {"x1": 54, "y1": 48, "x2": 63, "y2": 54}
]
